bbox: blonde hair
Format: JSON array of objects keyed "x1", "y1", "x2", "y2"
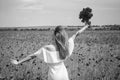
[{"x1": 54, "y1": 26, "x2": 69, "y2": 60}]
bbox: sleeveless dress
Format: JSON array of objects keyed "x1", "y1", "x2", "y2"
[{"x1": 34, "y1": 37, "x2": 74, "y2": 80}]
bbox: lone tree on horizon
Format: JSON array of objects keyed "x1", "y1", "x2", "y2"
[{"x1": 79, "y1": 7, "x2": 93, "y2": 25}]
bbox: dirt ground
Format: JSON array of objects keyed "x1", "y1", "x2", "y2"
[{"x1": 0, "y1": 30, "x2": 120, "y2": 80}]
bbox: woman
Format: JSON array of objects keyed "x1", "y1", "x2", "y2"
[{"x1": 11, "y1": 24, "x2": 89, "y2": 80}]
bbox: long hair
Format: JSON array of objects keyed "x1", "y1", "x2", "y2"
[{"x1": 54, "y1": 26, "x2": 69, "y2": 60}]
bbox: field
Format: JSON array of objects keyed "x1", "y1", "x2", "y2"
[{"x1": 0, "y1": 30, "x2": 120, "y2": 80}]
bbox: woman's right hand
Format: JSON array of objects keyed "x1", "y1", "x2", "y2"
[{"x1": 11, "y1": 59, "x2": 19, "y2": 65}]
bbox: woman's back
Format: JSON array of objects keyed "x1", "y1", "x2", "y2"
[
  {"x1": 42, "y1": 36, "x2": 74, "y2": 64},
  {"x1": 44, "y1": 45, "x2": 69, "y2": 80},
  {"x1": 43, "y1": 45, "x2": 63, "y2": 63}
]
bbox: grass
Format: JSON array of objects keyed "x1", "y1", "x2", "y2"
[{"x1": 0, "y1": 30, "x2": 120, "y2": 80}]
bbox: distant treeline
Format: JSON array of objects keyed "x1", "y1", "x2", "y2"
[
  {"x1": 0, "y1": 28, "x2": 51, "y2": 31},
  {"x1": 91, "y1": 25, "x2": 120, "y2": 30},
  {"x1": 0, "y1": 25, "x2": 120, "y2": 31}
]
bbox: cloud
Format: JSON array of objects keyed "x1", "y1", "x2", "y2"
[
  {"x1": 22, "y1": 3, "x2": 43, "y2": 10},
  {"x1": 22, "y1": 4, "x2": 44, "y2": 10},
  {"x1": 21, "y1": 0, "x2": 38, "y2": 3},
  {"x1": 19, "y1": 0, "x2": 44, "y2": 10}
]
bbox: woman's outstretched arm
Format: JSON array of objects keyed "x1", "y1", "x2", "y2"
[
  {"x1": 11, "y1": 48, "x2": 42, "y2": 65},
  {"x1": 68, "y1": 24, "x2": 89, "y2": 56},
  {"x1": 71, "y1": 24, "x2": 89, "y2": 41}
]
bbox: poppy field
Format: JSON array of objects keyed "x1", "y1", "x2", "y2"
[{"x1": 0, "y1": 30, "x2": 120, "y2": 80}]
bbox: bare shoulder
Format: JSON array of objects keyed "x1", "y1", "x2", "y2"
[
  {"x1": 68, "y1": 36, "x2": 74, "y2": 43},
  {"x1": 44, "y1": 45, "x2": 56, "y2": 51}
]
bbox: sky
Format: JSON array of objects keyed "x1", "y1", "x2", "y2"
[{"x1": 0, "y1": 0, "x2": 120, "y2": 27}]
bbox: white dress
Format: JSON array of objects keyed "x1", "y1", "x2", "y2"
[{"x1": 34, "y1": 37, "x2": 74, "y2": 80}]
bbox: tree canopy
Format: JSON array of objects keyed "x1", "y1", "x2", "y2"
[{"x1": 79, "y1": 7, "x2": 93, "y2": 25}]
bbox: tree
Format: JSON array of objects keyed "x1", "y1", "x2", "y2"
[{"x1": 79, "y1": 7, "x2": 93, "y2": 25}]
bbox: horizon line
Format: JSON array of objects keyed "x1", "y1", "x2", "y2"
[{"x1": 0, "y1": 24, "x2": 120, "y2": 28}]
